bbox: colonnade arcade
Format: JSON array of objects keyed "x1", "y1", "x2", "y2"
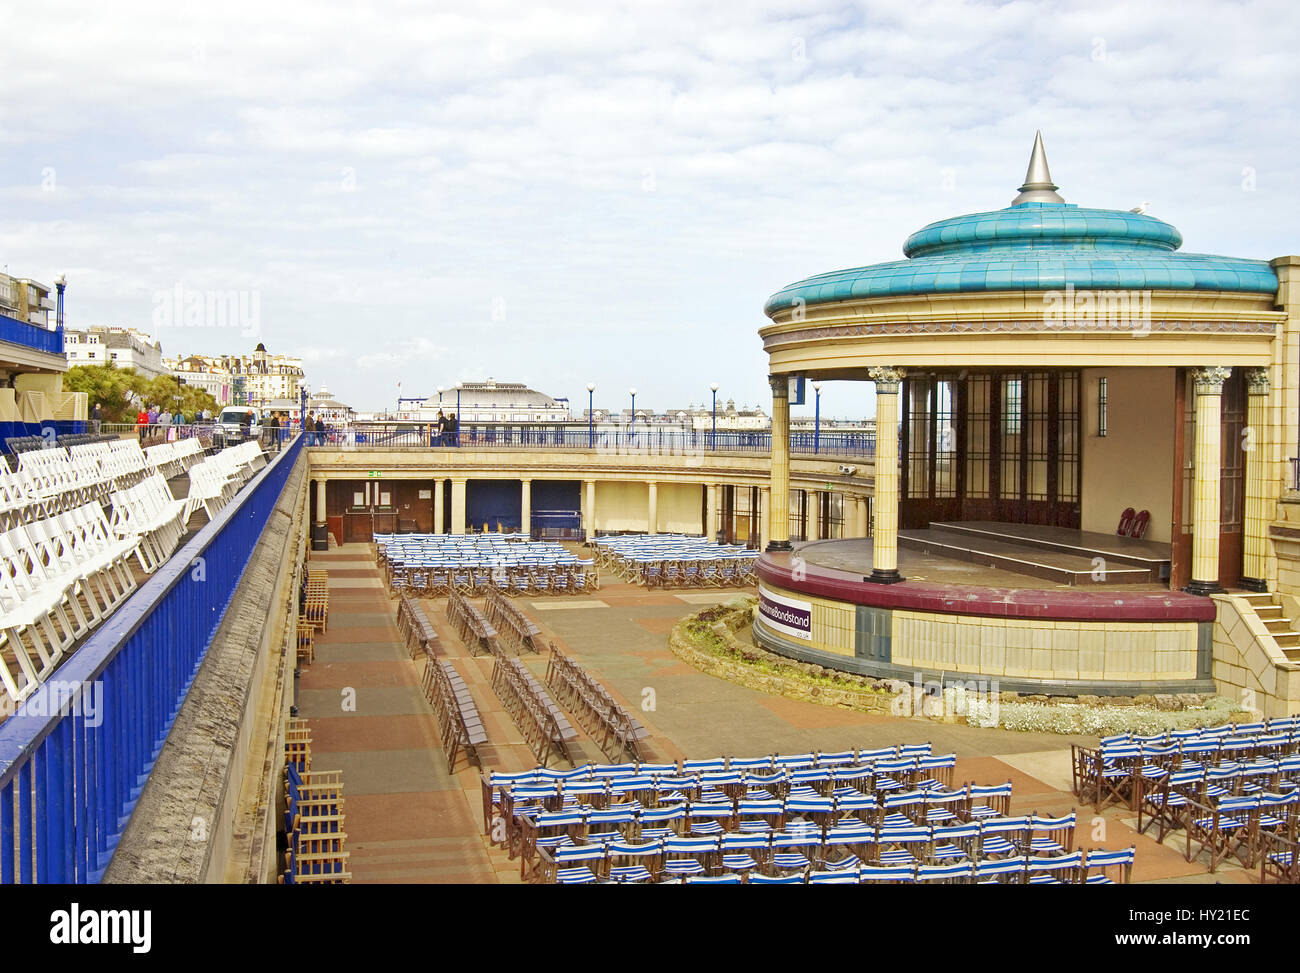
[{"x1": 765, "y1": 364, "x2": 1273, "y2": 595}]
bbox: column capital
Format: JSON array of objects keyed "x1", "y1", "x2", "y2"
[
  {"x1": 868, "y1": 366, "x2": 906, "y2": 393},
  {"x1": 768, "y1": 374, "x2": 789, "y2": 397},
  {"x1": 1192, "y1": 365, "x2": 1232, "y2": 394},
  {"x1": 1245, "y1": 367, "x2": 1270, "y2": 395}
]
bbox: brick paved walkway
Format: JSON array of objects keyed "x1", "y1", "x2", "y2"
[{"x1": 300, "y1": 543, "x2": 1257, "y2": 884}]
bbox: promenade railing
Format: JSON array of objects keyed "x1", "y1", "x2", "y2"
[
  {"x1": 306, "y1": 422, "x2": 876, "y2": 459},
  {"x1": 0, "y1": 433, "x2": 304, "y2": 882}
]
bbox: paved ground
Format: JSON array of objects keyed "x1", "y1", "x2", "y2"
[{"x1": 299, "y1": 542, "x2": 1258, "y2": 884}]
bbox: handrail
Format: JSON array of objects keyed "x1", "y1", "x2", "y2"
[
  {"x1": 0, "y1": 433, "x2": 304, "y2": 882},
  {"x1": 304, "y1": 422, "x2": 876, "y2": 459}
]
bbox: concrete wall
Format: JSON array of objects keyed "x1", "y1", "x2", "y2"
[
  {"x1": 1081, "y1": 367, "x2": 1175, "y2": 543},
  {"x1": 656, "y1": 482, "x2": 703, "y2": 533},
  {"x1": 1210, "y1": 593, "x2": 1300, "y2": 718}
]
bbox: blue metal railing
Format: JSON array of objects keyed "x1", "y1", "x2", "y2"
[
  {"x1": 0, "y1": 312, "x2": 62, "y2": 356},
  {"x1": 0, "y1": 433, "x2": 304, "y2": 883},
  {"x1": 327, "y1": 423, "x2": 876, "y2": 459}
]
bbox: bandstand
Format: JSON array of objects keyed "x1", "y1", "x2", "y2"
[{"x1": 754, "y1": 133, "x2": 1300, "y2": 711}]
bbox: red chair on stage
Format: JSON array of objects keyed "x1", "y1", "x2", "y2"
[{"x1": 1116, "y1": 508, "x2": 1136, "y2": 536}]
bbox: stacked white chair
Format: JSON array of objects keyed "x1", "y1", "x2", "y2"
[
  {"x1": 110, "y1": 474, "x2": 189, "y2": 572},
  {"x1": 0, "y1": 502, "x2": 142, "y2": 705}
]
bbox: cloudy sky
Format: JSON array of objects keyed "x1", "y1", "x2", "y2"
[{"x1": 2, "y1": 0, "x2": 1297, "y2": 418}]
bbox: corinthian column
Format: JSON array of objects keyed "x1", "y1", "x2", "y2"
[
  {"x1": 868, "y1": 367, "x2": 906, "y2": 583},
  {"x1": 767, "y1": 375, "x2": 792, "y2": 552},
  {"x1": 1186, "y1": 366, "x2": 1230, "y2": 596}
]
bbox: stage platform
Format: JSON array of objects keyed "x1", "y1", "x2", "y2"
[
  {"x1": 897, "y1": 521, "x2": 1171, "y2": 586},
  {"x1": 753, "y1": 535, "x2": 1217, "y2": 696},
  {"x1": 764, "y1": 536, "x2": 1212, "y2": 623}
]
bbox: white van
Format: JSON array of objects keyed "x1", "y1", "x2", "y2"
[{"x1": 213, "y1": 407, "x2": 262, "y2": 447}]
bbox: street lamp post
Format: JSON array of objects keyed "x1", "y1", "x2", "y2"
[
  {"x1": 629, "y1": 388, "x2": 636, "y2": 440},
  {"x1": 455, "y1": 385, "x2": 461, "y2": 446},
  {"x1": 710, "y1": 383, "x2": 718, "y2": 451},
  {"x1": 587, "y1": 383, "x2": 595, "y2": 449},
  {"x1": 54, "y1": 274, "x2": 66, "y2": 333},
  {"x1": 813, "y1": 382, "x2": 822, "y2": 455}
]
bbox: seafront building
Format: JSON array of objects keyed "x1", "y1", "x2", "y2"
[{"x1": 65, "y1": 326, "x2": 167, "y2": 379}]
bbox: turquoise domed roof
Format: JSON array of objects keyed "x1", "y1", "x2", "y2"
[{"x1": 764, "y1": 136, "x2": 1278, "y2": 317}]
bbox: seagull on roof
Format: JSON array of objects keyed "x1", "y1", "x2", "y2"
[{"x1": 1129, "y1": 201, "x2": 1151, "y2": 214}]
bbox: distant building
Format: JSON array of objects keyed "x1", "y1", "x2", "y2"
[
  {"x1": 164, "y1": 344, "x2": 306, "y2": 410},
  {"x1": 167, "y1": 354, "x2": 234, "y2": 406},
  {"x1": 397, "y1": 379, "x2": 570, "y2": 423},
  {"x1": 307, "y1": 386, "x2": 353, "y2": 425},
  {"x1": 0, "y1": 274, "x2": 54, "y2": 329},
  {"x1": 65, "y1": 326, "x2": 166, "y2": 379}
]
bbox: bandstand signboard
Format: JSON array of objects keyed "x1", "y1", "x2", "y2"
[{"x1": 758, "y1": 585, "x2": 812, "y2": 641}]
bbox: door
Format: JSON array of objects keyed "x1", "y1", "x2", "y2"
[{"x1": 1218, "y1": 370, "x2": 1246, "y2": 587}]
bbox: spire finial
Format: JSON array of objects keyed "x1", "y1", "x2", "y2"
[{"x1": 1011, "y1": 130, "x2": 1065, "y2": 205}]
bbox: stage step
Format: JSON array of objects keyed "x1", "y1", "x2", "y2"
[
  {"x1": 898, "y1": 529, "x2": 1154, "y2": 586},
  {"x1": 926, "y1": 521, "x2": 1170, "y2": 580}
]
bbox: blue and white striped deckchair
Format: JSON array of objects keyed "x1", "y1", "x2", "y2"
[
  {"x1": 749, "y1": 872, "x2": 804, "y2": 884},
  {"x1": 860, "y1": 863, "x2": 917, "y2": 884},
  {"x1": 661, "y1": 835, "x2": 718, "y2": 879},
  {"x1": 1139, "y1": 768, "x2": 1201, "y2": 841},
  {"x1": 916, "y1": 861, "x2": 974, "y2": 884},
  {"x1": 833, "y1": 792, "x2": 877, "y2": 828},
  {"x1": 684, "y1": 873, "x2": 743, "y2": 884},
  {"x1": 974, "y1": 854, "x2": 1028, "y2": 884},
  {"x1": 977, "y1": 816, "x2": 1029, "y2": 858},
  {"x1": 922, "y1": 789, "x2": 966, "y2": 824},
  {"x1": 1027, "y1": 812, "x2": 1076, "y2": 855},
  {"x1": 1025, "y1": 850, "x2": 1083, "y2": 884},
  {"x1": 721, "y1": 832, "x2": 768, "y2": 873},
  {"x1": 808, "y1": 869, "x2": 860, "y2": 885},
  {"x1": 876, "y1": 826, "x2": 930, "y2": 866},
  {"x1": 1081, "y1": 846, "x2": 1136, "y2": 884},
  {"x1": 637, "y1": 804, "x2": 686, "y2": 841},
  {"x1": 770, "y1": 830, "x2": 819, "y2": 874},
  {"x1": 815, "y1": 750, "x2": 858, "y2": 767},
  {"x1": 736, "y1": 799, "x2": 785, "y2": 833},
  {"x1": 963, "y1": 782, "x2": 1013, "y2": 820},
  {"x1": 606, "y1": 840, "x2": 661, "y2": 883},
  {"x1": 553, "y1": 842, "x2": 606, "y2": 884},
  {"x1": 586, "y1": 807, "x2": 638, "y2": 844},
  {"x1": 686, "y1": 802, "x2": 734, "y2": 836},
  {"x1": 931, "y1": 821, "x2": 980, "y2": 862},
  {"x1": 882, "y1": 789, "x2": 926, "y2": 828},
  {"x1": 820, "y1": 827, "x2": 870, "y2": 870}
]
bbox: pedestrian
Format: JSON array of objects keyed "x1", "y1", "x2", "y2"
[
  {"x1": 91, "y1": 402, "x2": 102, "y2": 433},
  {"x1": 448, "y1": 411, "x2": 459, "y2": 447},
  {"x1": 315, "y1": 414, "x2": 326, "y2": 446},
  {"x1": 269, "y1": 412, "x2": 281, "y2": 452},
  {"x1": 304, "y1": 412, "x2": 315, "y2": 446},
  {"x1": 434, "y1": 409, "x2": 446, "y2": 447}
]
